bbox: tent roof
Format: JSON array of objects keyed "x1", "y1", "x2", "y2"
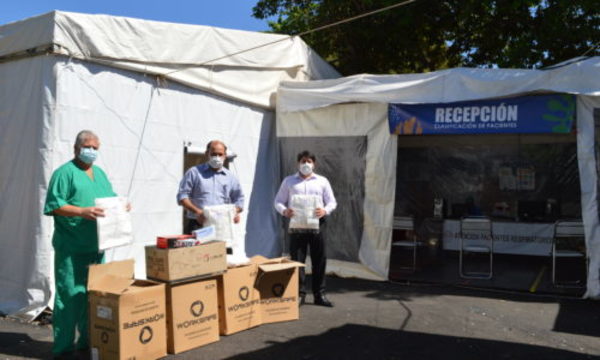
[
  {"x1": 277, "y1": 57, "x2": 600, "y2": 112},
  {"x1": 0, "y1": 11, "x2": 339, "y2": 108}
]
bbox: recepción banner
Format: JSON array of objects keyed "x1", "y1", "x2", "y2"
[{"x1": 389, "y1": 94, "x2": 575, "y2": 135}]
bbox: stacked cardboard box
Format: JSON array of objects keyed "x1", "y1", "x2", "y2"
[
  {"x1": 145, "y1": 240, "x2": 228, "y2": 355},
  {"x1": 145, "y1": 240, "x2": 227, "y2": 282},
  {"x1": 165, "y1": 278, "x2": 220, "y2": 354},
  {"x1": 216, "y1": 262, "x2": 262, "y2": 335},
  {"x1": 85, "y1": 241, "x2": 306, "y2": 358},
  {"x1": 88, "y1": 260, "x2": 167, "y2": 360},
  {"x1": 216, "y1": 256, "x2": 304, "y2": 334},
  {"x1": 253, "y1": 256, "x2": 305, "y2": 324}
]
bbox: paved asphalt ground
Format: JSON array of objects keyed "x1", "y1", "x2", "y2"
[{"x1": 1, "y1": 276, "x2": 599, "y2": 360}]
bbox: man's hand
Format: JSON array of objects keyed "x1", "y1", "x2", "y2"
[
  {"x1": 80, "y1": 207, "x2": 105, "y2": 220},
  {"x1": 126, "y1": 202, "x2": 132, "y2": 212},
  {"x1": 315, "y1": 208, "x2": 327, "y2": 219},
  {"x1": 233, "y1": 214, "x2": 241, "y2": 224},
  {"x1": 283, "y1": 208, "x2": 294, "y2": 218},
  {"x1": 195, "y1": 209, "x2": 205, "y2": 225}
]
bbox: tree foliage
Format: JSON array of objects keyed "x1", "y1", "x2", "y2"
[{"x1": 252, "y1": 0, "x2": 600, "y2": 75}]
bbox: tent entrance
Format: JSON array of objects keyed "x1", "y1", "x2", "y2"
[
  {"x1": 390, "y1": 132, "x2": 585, "y2": 296},
  {"x1": 182, "y1": 144, "x2": 208, "y2": 232},
  {"x1": 182, "y1": 143, "x2": 235, "y2": 232}
]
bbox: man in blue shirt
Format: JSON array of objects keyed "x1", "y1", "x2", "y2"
[{"x1": 177, "y1": 140, "x2": 244, "y2": 234}]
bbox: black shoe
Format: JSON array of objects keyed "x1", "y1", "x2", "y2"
[
  {"x1": 74, "y1": 348, "x2": 90, "y2": 360},
  {"x1": 314, "y1": 293, "x2": 334, "y2": 307},
  {"x1": 299, "y1": 293, "x2": 306, "y2": 306},
  {"x1": 53, "y1": 352, "x2": 75, "y2": 360}
]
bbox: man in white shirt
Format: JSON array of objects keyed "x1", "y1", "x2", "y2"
[{"x1": 274, "y1": 150, "x2": 337, "y2": 307}]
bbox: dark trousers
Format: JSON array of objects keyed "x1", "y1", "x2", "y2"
[
  {"x1": 185, "y1": 219, "x2": 202, "y2": 235},
  {"x1": 290, "y1": 221, "x2": 327, "y2": 296}
]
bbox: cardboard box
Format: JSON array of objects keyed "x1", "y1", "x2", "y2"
[
  {"x1": 252, "y1": 256, "x2": 305, "y2": 324},
  {"x1": 88, "y1": 260, "x2": 167, "y2": 360},
  {"x1": 216, "y1": 263, "x2": 262, "y2": 335},
  {"x1": 145, "y1": 240, "x2": 227, "y2": 282},
  {"x1": 166, "y1": 279, "x2": 219, "y2": 354}
]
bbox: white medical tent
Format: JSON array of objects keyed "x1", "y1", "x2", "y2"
[
  {"x1": 0, "y1": 11, "x2": 339, "y2": 320},
  {"x1": 276, "y1": 57, "x2": 600, "y2": 299}
]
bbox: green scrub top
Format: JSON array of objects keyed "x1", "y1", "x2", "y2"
[{"x1": 44, "y1": 160, "x2": 116, "y2": 254}]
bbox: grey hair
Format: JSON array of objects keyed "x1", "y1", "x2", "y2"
[{"x1": 74, "y1": 130, "x2": 98, "y2": 148}]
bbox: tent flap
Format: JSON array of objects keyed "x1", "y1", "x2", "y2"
[{"x1": 278, "y1": 58, "x2": 600, "y2": 113}]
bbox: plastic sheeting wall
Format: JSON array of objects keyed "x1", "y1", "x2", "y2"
[
  {"x1": 0, "y1": 56, "x2": 281, "y2": 319},
  {"x1": 395, "y1": 135, "x2": 581, "y2": 223},
  {"x1": 278, "y1": 137, "x2": 367, "y2": 262},
  {"x1": 277, "y1": 103, "x2": 396, "y2": 280}
]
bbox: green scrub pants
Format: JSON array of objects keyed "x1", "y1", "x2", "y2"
[{"x1": 52, "y1": 251, "x2": 104, "y2": 355}]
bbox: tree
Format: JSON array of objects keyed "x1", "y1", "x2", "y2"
[{"x1": 252, "y1": 0, "x2": 600, "y2": 75}]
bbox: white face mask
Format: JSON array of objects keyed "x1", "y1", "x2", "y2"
[
  {"x1": 299, "y1": 162, "x2": 313, "y2": 176},
  {"x1": 208, "y1": 155, "x2": 224, "y2": 169}
]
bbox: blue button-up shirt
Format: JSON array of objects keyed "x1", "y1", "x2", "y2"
[{"x1": 177, "y1": 163, "x2": 245, "y2": 219}]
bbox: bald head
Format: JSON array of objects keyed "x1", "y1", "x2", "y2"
[{"x1": 206, "y1": 140, "x2": 227, "y2": 156}]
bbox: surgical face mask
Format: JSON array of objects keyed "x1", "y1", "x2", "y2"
[
  {"x1": 208, "y1": 155, "x2": 225, "y2": 169},
  {"x1": 78, "y1": 147, "x2": 98, "y2": 164},
  {"x1": 299, "y1": 162, "x2": 313, "y2": 176}
]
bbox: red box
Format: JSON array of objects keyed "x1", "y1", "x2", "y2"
[{"x1": 156, "y1": 235, "x2": 195, "y2": 249}]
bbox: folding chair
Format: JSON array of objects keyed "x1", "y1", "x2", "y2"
[
  {"x1": 552, "y1": 220, "x2": 587, "y2": 287},
  {"x1": 459, "y1": 216, "x2": 493, "y2": 279},
  {"x1": 391, "y1": 216, "x2": 417, "y2": 273}
]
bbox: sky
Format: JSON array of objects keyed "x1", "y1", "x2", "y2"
[{"x1": 0, "y1": 0, "x2": 272, "y2": 32}]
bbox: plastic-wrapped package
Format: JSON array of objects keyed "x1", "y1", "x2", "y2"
[
  {"x1": 289, "y1": 194, "x2": 323, "y2": 233},
  {"x1": 203, "y1": 204, "x2": 236, "y2": 247},
  {"x1": 95, "y1": 196, "x2": 132, "y2": 251}
]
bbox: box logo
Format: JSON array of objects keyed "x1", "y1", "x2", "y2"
[
  {"x1": 190, "y1": 300, "x2": 204, "y2": 317},
  {"x1": 272, "y1": 283, "x2": 284, "y2": 297},
  {"x1": 239, "y1": 286, "x2": 249, "y2": 301},
  {"x1": 123, "y1": 313, "x2": 165, "y2": 330},
  {"x1": 139, "y1": 326, "x2": 153, "y2": 344}
]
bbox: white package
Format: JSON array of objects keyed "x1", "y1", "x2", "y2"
[
  {"x1": 95, "y1": 196, "x2": 132, "y2": 251},
  {"x1": 289, "y1": 194, "x2": 322, "y2": 232},
  {"x1": 192, "y1": 225, "x2": 216, "y2": 244},
  {"x1": 203, "y1": 204, "x2": 236, "y2": 247}
]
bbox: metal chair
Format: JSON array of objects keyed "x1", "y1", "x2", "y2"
[
  {"x1": 459, "y1": 216, "x2": 493, "y2": 279},
  {"x1": 552, "y1": 220, "x2": 587, "y2": 287},
  {"x1": 391, "y1": 216, "x2": 417, "y2": 273}
]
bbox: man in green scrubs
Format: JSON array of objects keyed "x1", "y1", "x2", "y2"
[{"x1": 44, "y1": 130, "x2": 117, "y2": 359}]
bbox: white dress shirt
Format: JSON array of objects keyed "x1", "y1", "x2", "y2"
[{"x1": 274, "y1": 172, "x2": 337, "y2": 216}]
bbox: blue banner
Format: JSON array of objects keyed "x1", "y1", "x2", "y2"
[{"x1": 388, "y1": 94, "x2": 575, "y2": 135}]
